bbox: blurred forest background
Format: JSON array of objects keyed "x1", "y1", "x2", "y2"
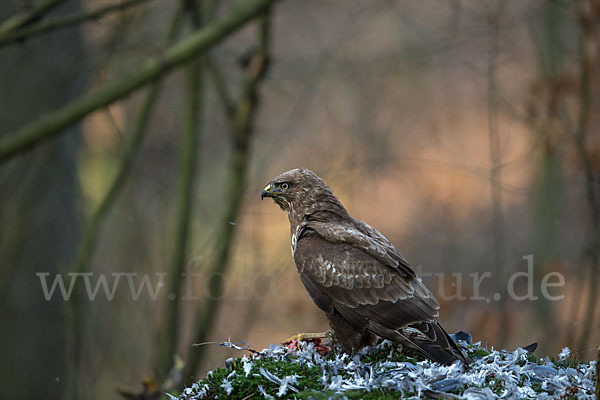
[{"x1": 0, "y1": 0, "x2": 599, "y2": 399}]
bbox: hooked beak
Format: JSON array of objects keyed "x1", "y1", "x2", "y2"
[{"x1": 261, "y1": 184, "x2": 273, "y2": 200}]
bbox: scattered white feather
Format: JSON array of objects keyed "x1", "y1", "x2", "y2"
[
  {"x1": 257, "y1": 384, "x2": 274, "y2": 399},
  {"x1": 559, "y1": 347, "x2": 571, "y2": 360},
  {"x1": 242, "y1": 355, "x2": 253, "y2": 377},
  {"x1": 220, "y1": 378, "x2": 233, "y2": 395}
]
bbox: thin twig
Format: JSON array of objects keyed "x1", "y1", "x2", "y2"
[
  {"x1": 0, "y1": 0, "x2": 67, "y2": 36},
  {"x1": 0, "y1": 0, "x2": 155, "y2": 47},
  {"x1": 206, "y1": 56, "x2": 235, "y2": 117},
  {"x1": 0, "y1": 0, "x2": 279, "y2": 164}
]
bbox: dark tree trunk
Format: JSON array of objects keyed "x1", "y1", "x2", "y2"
[{"x1": 0, "y1": 2, "x2": 86, "y2": 399}]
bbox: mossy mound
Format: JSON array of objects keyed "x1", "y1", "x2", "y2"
[{"x1": 170, "y1": 340, "x2": 597, "y2": 399}]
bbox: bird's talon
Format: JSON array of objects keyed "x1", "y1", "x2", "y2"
[
  {"x1": 282, "y1": 332, "x2": 332, "y2": 355},
  {"x1": 282, "y1": 331, "x2": 330, "y2": 345},
  {"x1": 283, "y1": 333, "x2": 304, "y2": 344}
]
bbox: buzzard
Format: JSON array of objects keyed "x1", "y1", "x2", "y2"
[{"x1": 261, "y1": 168, "x2": 467, "y2": 365}]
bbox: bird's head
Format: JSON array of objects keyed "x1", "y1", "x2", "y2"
[
  {"x1": 261, "y1": 168, "x2": 329, "y2": 213},
  {"x1": 262, "y1": 168, "x2": 314, "y2": 210},
  {"x1": 262, "y1": 168, "x2": 349, "y2": 232}
]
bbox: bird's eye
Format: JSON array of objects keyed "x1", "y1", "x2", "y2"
[{"x1": 281, "y1": 183, "x2": 289, "y2": 190}]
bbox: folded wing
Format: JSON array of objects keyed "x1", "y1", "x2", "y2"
[{"x1": 294, "y1": 225, "x2": 467, "y2": 365}]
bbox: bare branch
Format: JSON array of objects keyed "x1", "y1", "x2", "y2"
[
  {"x1": 0, "y1": 0, "x2": 155, "y2": 48},
  {"x1": 0, "y1": 0, "x2": 67, "y2": 36},
  {"x1": 0, "y1": 0, "x2": 279, "y2": 165}
]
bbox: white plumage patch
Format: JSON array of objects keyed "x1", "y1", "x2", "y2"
[{"x1": 291, "y1": 224, "x2": 303, "y2": 256}]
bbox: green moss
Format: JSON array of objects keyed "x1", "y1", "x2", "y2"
[
  {"x1": 516, "y1": 352, "x2": 544, "y2": 367},
  {"x1": 190, "y1": 352, "x2": 420, "y2": 399},
  {"x1": 552, "y1": 357, "x2": 579, "y2": 369},
  {"x1": 528, "y1": 353, "x2": 543, "y2": 364},
  {"x1": 295, "y1": 388, "x2": 406, "y2": 399},
  {"x1": 198, "y1": 356, "x2": 322, "y2": 399},
  {"x1": 359, "y1": 343, "x2": 424, "y2": 364},
  {"x1": 486, "y1": 377, "x2": 505, "y2": 395},
  {"x1": 186, "y1": 348, "x2": 425, "y2": 399},
  {"x1": 177, "y1": 343, "x2": 593, "y2": 400},
  {"x1": 529, "y1": 382, "x2": 554, "y2": 395},
  {"x1": 466, "y1": 346, "x2": 490, "y2": 359}
]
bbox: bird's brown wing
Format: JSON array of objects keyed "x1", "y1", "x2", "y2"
[
  {"x1": 294, "y1": 228, "x2": 466, "y2": 365},
  {"x1": 304, "y1": 216, "x2": 415, "y2": 279}
]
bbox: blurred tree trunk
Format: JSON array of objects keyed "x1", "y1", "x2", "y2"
[
  {"x1": 0, "y1": 2, "x2": 86, "y2": 400},
  {"x1": 575, "y1": 0, "x2": 600, "y2": 356},
  {"x1": 160, "y1": 0, "x2": 204, "y2": 379},
  {"x1": 529, "y1": 0, "x2": 566, "y2": 351},
  {"x1": 486, "y1": 2, "x2": 508, "y2": 348}
]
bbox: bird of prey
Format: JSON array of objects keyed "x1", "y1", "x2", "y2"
[{"x1": 261, "y1": 168, "x2": 467, "y2": 365}]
